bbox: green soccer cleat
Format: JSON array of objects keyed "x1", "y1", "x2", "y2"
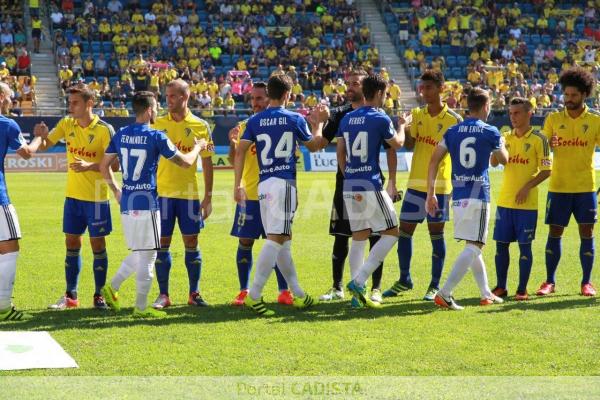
[
  {"x1": 244, "y1": 295, "x2": 275, "y2": 316},
  {"x1": 346, "y1": 280, "x2": 383, "y2": 309},
  {"x1": 132, "y1": 307, "x2": 167, "y2": 318},
  {"x1": 382, "y1": 280, "x2": 413, "y2": 298},
  {"x1": 292, "y1": 293, "x2": 318, "y2": 309},
  {"x1": 0, "y1": 305, "x2": 32, "y2": 321},
  {"x1": 100, "y1": 285, "x2": 121, "y2": 312}
]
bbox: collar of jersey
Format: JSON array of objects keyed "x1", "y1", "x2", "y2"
[
  {"x1": 511, "y1": 127, "x2": 533, "y2": 138},
  {"x1": 425, "y1": 103, "x2": 448, "y2": 118},
  {"x1": 167, "y1": 110, "x2": 193, "y2": 122},
  {"x1": 75, "y1": 114, "x2": 99, "y2": 129},
  {"x1": 563, "y1": 104, "x2": 589, "y2": 120}
]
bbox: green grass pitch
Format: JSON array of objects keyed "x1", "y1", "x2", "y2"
[{"x1": 1, "y1": 171, "x2": 599, "y2": 376}]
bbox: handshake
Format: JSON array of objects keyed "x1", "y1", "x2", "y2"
[{"x1": 33, "y1": 121, "x2": 50, "y2": 139}]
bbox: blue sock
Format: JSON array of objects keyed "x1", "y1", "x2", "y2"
[
  {"x1": 236, "y1": 244, "x2": 253, "y2": 291},
  {"x1": 65, "y1": 248, "x2": 81, "y2": 298},
  {"x1": 397, "y1": 230, "x2": 413, "y2": 285},
  {"x1": 185, "y1": 247, "x2": 202, "y2": 294},
  {"x1": 545, "y1": 236, "x2": 562, "y2": 284},
  {"x1": 495, "y1": 241, "x2": 510, "y2": 290},
  {"x1": 155, "y1": 247, "x2": 172, "y2": 296},
  {"x1": 429, "y1": 233, "x2": 445, "y2": 289},
  {"x1": 580, "y1": 237, "x2": 594, "y2": 285},
  {"x1": 518, "y1": 243, "x2": 533, "y2": 294},
  {"x1": 274, "y1": 265, "x2": 288, "y2": 291},
  {"x1": 92, "y1": 250, "x2": 108, "y2": 296}
]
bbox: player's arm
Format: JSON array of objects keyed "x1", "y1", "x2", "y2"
[
  {"x1": 336, "y1": 136, "x2": 346, "y2": 176},
  {"x1": 227, "y1": 124, "x2": 240, "y2": 165},
  {"x1": 399, "y1": 111, "x2": 415, "y2": 150},
  {"x1": 200, "y1": 154, "x2": 214, "y2": 219},
  {"x1": 26, "y1": 121, "x2": 57, "y2": 153},
  {"x1": 304, "y1": 104, "x2": 329, "y2": 151},
  {"x1": 385, "y1": 117, "x2": 406, "y2": 150},
  {"x1": 99, "y1": 153, "x2": 121, "y2": 202},
  {"x1": 425, "y1": 142, "x2": 448, "y2": 216},
  {"x1": 515, "y1": 136, "x2": 552, "y2": 204},
  {"x1": 234, "y1": 139, "x2": 251, "y2": 204},
  {"x1": 385, "y1": 147, "x2": 400, "y2": 201},
  {"x1": 168, "y1": 141, "x2": 203, "y2": 168},
  {"x1": 491, "y1": 135, "x2": 509, "y2": 165}
]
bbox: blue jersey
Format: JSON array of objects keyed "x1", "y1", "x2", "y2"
[
  {"x1": 0, "y1": 116, "x2": 25, "y2": 206},
  {"x1": 106, "y1": 123, "x2": 177, "y2": 212},
  {"x1": 442, "y1": 118, "x2": 501, "y2": 202},
  {"x1": 336, "y1": 106, "x2": 395, "y2": 191},
  {"x1": 241, "y1": 106, "x2": 312, "y2": 182}
]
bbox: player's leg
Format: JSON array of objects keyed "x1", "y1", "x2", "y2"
[
  {"x1": 178, "y1": 199, "x2": 207, "y2": 307},
  {"x1": 538, "y1": 192, "x2": 570, "y2": 295},
  {"x1": 274, "y1": 265, "x2": 293, "y2": 305},
  {"x1": 424, "y1": 192, "x2": 450, "y2": 300},
  {"x1": 492, "y1": 207, "x2": 514, "y2": 297},
  {"x1": 153, "y1": 197, "x2": 175, "y2": 308},
  {"x1": 86, "y1": 200, "x2": 112, "y2": 309},
  {"x1": 514, "y1": 209, "x2": 537, "y2": 300},
  {"x1": 0, "y1": 205, "x2": 30, "y2": 321},
  {"x1": 368, "y1": 235, "x2": 384, "y2": 303},
  {"x1": 574, "y1": 192, "x2": 597, "y2": 296},
  {"x1": 132, "y1": 250, "x2": 163, "y2": 317}
]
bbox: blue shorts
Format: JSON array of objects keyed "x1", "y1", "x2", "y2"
[
  {"x1": 493, "y1": 206, "x2": 538, "y2": 243},
  {"x1": 545, "y1": 192, "x2": 597, "y2": 227},
  {"x1": 230, "y1": 200, "x2": 266, "y2": 239},
  {"x1": 63, "y1": 197, "x2": 112, "y2": 237},
  {"x1": 400, "y1": 188, "x2": 450, "y2": 223},
  {"x1": 159, "y1": 197, "x2": 204, "y2": 237}
]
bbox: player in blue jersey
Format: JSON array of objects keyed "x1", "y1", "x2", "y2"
[
  {"x1": 0, "y1": 82, "x2": 34, "y2": 321},
  {"x1": 98, "y1": 92, "x2": 204, "y2": 318},
  {"x1": 233, "y1": 73, "x2": 329, "y2": 316},
  {"x1": 426, "y1": 88, "x2": 509, "y2": 310},
  {"x1": 340, "y1": 74, "x2": 406, "y2": 309}
]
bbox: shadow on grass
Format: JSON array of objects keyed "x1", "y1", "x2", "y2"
[{"x1": 478, "y1": 294, "x2": 597, "y2": 314}]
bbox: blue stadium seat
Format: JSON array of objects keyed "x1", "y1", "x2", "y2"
[
  {"x1": 541, "y1": 34, "x2": 552, "y2": 45},
  {"x1": 446, "y1": 56, "x2": 457, "y2": 67},
  {"x1": 457, "y1": 56, "x2": 468, "y2": 67},
  {"x1": 530, "y1": 34, "x2": 541, "y2": 45}
]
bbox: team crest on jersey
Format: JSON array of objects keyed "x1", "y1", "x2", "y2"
[
  {"x1": 88, "y1": 134, "x2": 95, "y2": 144},
  {"x1": 354, "y1": 193, "x2": 363, "y2": 202},
  {"x1": 582, "y1": 124, "x2": 589, "y2": 134},
  {"x1": 185, "y1": 128, "x2": 192, "y2": 137},
  {"x1": 524, "y1": 143, "x2": 531, "y2": 152},
  {"x1": 417, "y1": 121, "x2": 423, "y2": 126},
  {"x1": 437, "y1": 124, "x2": 443, "y2": 132},
  {"x1": 69, "y1": 132, "x2": 75, "y2": 137},
  {"x1": 559, "y1": 125, "x2": 566, "y2": 130}
]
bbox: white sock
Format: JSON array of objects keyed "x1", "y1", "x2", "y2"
[
  {"x1": 275, "y1": 241, "x2": 305, "y2": 298},
  {"x1": 348, "y1": 239, "x2": 367, "y2": 280},
  {"x1": 111, "y1": 253, "x2": 137, "y2": 291},
  {"x1": 471, "y1": 253, "x2": 493, "y2": 298},
  {"x1": 0, "y1": 251, "x2": 18, "y2": 310},
  {"x1": 355, "y1": 235, "x2": 398, "y2": 286},
  {"x1": 440, "y1": 244, "x2": 480, "y2": 297},
  {"x1": 249, "y1": 240, "x2": 281, "y2": 300},
  {"x1": 135, "y1": 250, "x2": 157, "y2": 310}
]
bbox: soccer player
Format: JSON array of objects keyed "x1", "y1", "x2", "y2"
[
  {"x1": 426, "y1": 88, "x2": 508, "y2": 310},
  {"x1": 537, "y1": 67, "x2": 600, "y2": 297},
  {"x1": 319, "y1": 69, "x2": 400, "y2": 306},
  {"x1": 99, "y1": 91, "x2": 203, "y2": 317},
  {"x1": 341, "y1": 74, "x2": 405, "y2": 309},
  {"x1": 228, "y1": 82, "x2": 292, "y2": 306},
  {"x1": 382, "y1": 70, "x2": 462, "y2": 301},
  {"x1": 29, "y1": 83, "x2": 117, "y2": 310},
  {"x1": 491, "y1": 98, "x2": 551, "y2": 300},
  {"x1": 0, "y1": 82, "x2": 33, "y2": 321},
  {"x1": 233, "y1": 73, "x2": 328, "y2": 316},
  {"x1": 151, "y1": 79, "x2": 214, "y2": 309}
]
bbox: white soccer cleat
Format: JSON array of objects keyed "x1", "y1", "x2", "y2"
[
  {"x1": 319, "y1": 288, "x2": 344, "y2": 301},
  {"x1": 370, "y1": 289, "x2": 383, "y2": 304},
  {"x1": 152, "y1": 294, "x2": 172, "y2": 309},
  {"x1": 480, "y1": 294, "x2": 504, "y2": 306},
  {"x1": 48, "y1": 295, "x2": 79, "y2": 310}
]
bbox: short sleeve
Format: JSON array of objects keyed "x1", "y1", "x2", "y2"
[
  {"x1": 382, "y1": 115, "x2": 396, "y2": 141},
  {"x1": 105, "y1": 135, "x2": 117, "y2": 154},
  {"x1": 335, "y1": 115, "x2": 348, "y2": 139},
  {"x1": 295, "y1": 115, "x2": 312, "y2": 142},
  {"x1": 6, "y1": 119, "x2": 25, "y2": 151},
  {"x1": 101, "y1": 122, "x2": 116, "y2": 151},
  {"x1": 196, "y1": 120, "x2": 215, "y2": 157},
  {"x1": 241, "y1": 118, "x2": 255, "y2": 142},
  {"x1": 156, "y1": 130, "x2": 177, "y2": 159},
  {"x1": 47, "y1": 117, "x2": 67, "y2": 144},
  {"x1": 541, "y1": 113, "x2": 554, "y2": 139},
  {"x1": 323, "y1": 107, "x2": 341, "y2": 143},
  {"x1": 489, "y1": 126, "x2": 502, "y2": 149},
  {"x1": 536, "y1": 134, "x2": 552, "y2": 171}
]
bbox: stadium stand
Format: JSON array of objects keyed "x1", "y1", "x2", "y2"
[
  {"x1": 382, "y1": 0, "x2": 600, "y2": 111},
  {"x1": 48, "y1": 0, "x2": 394, "y2": 115}
]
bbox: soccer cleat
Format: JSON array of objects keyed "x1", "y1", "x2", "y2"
[
  {"x1": 93, "y1": 295, "x2": 109, "y2": 310},
  {"x1": 581, "y1": 283, "x2": 597, "y2": 297},
  {"x1": 0, "y1": 305, "x2": 32, "y2": 321},
  {"x1": 277, "y1": 290, "x2": 294, "y2": 305},
  {"x1": 382, "y1": 280, "x2": 413, "y2": 298},
  {"x1": 492, "y1": 287, "x2": 508, "y2": 298},
  {"x1": 231, "y1": 290, "x2": 248, "y2": 306},
  {"x1": 48, "y1": 295, "x2": 79, "y2": 310},
  {"x1": 370, "y1": 289, "x2": 383, "y2": 303},
  {"x1": 319, "y1": 287, "x2": 344, "y2": 301},
  {"x1": 152, "y1": 294, "x2": 172, "y2": 309},
  {"x1": 350, "y1": 296, "x2": 364, "y2": 308},
  {"x1": 423, "y1": 286, "x2": 439, "y2": 301},
  {"x1": 434, "y1": 293, "x2": 464, "y2": 310},
  {"x1": 536, "y1": 282, "x2": 556, "y2": 296},
  {"x1": 293, "y1": 294, "x2": 318, "y2": 309},
  {"x1": 514, "y1": 291, "x2": 529, "y2": 301},
  {"x1": 132, "y1": 307, "x2": 167, "y2": 318},
  {"x1": 188, "y1": 292, "x2": 209, "y2": 307},
  {"x1": 100, "y1": 285, "x2": 121, "y2": 312},
  {"x1": 346, "y1": 280, "x2": 382, "y2": 309},
  {"x1": 480, "y1": 294, "x2": 504, "y2": 306},
  {"x1": 244, "y1": 295, "x2": 275, "y2": 316}
]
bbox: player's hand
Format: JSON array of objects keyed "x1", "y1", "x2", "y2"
[
  {"x1": 194, "y1": 137, "x2": 208, "y2": 152},
  {"x1": 550, "y1": 134, "x2": 559, "y2": 148},
  {"x1": 70, "y1": 157, "x2": 93, "y2": 172},
  {"x1": 425, "y1": 194, "x2": 439, "y2": 217},
  {"x1": 398, "y1": 111, "x2": 412, "y2": 127},
  {"x1": 314, "y1": 103, "x2": 330, "y2": 122},
  {"x1": 234, "y1": 186, "x2": 247, "y2": 206},
  {"x1": 515, "y1": 186, "x2": 530, "y2": 205},
  {"x1": 34, "y1": 121, "x2": 49, "y2": 138},
  {"x1": 201, "y1": 197, "x2": 212, "y2": 220},
  {"x1": 386, "y1": 181, "x2": 400, "y2": 203},
  {"x1": 228, "y1": 125, "x2": 240, "y2": 144}
]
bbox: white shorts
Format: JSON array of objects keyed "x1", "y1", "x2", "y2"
[
  {"x1": 343, "y1": 190, "x2": 398, "y2": 233},
  {"x1": 452, "y1": 199, "x2": 490, "y2": 244},
  {"x1": 121, "y1": 210, "x2": 161, "y2": 251},
  {"x1": 0, "y1": 204, "x2": 21, "y2": 241},
  {"x1": 258, "y1": 177, "x2": 298, "y2": 236}
]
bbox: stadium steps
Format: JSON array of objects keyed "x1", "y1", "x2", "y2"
[{"x1": 356, "y1": 0, "x2": 418, "y2": 108}]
